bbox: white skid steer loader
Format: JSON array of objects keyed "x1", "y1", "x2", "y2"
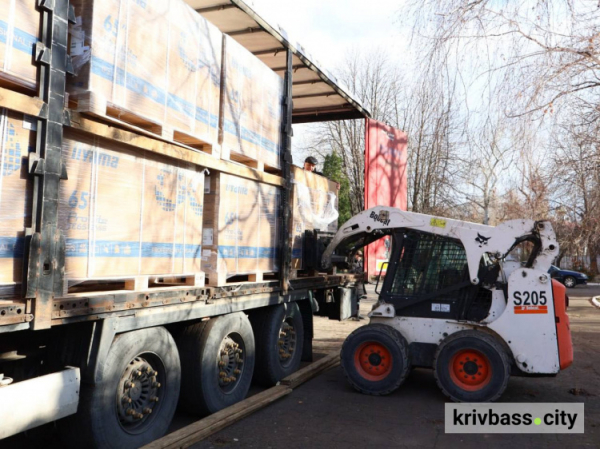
[{"x1": 321, "y1": 207, "x2": 573, "y2": 402}]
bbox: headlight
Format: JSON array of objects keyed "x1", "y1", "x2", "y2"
[{"x1": 581, "y1": 274, "x2": 588, "y2": 279}]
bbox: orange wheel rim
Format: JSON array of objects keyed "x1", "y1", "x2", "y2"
[
  {"x1": 353, "y1": 342, "x2": 393, "y2": 381},
  {"x1": 448, "y1": 349, "x2": 492, "y2": 391}
]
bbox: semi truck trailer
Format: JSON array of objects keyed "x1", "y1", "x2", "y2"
[{"x1": 0, "y1": 0, "x2": 371, "y2": 447}]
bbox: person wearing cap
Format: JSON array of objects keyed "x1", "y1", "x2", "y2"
[
  {"x1": 303, "y1": 156, "x2": 323, "y2": 175},
  {"x1": 304, "y1": 156, "x2": 340, "y2": 189}
]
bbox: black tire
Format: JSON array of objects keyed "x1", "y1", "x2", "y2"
[
  {"x1": 59, "y1": 327, "x2": 181, "y2": 449},
  {"x1": 563, "y1": 276, "x2": 576, "y2": 288},
  {"x1": 177, "y1": 312, "x2": 255, "y2": 415},
  {"x1": 251, "y1": 303, "x2": 304, "y2": 386},
  {"x1": 434, "y1": 330, "x2": 510, "y2": 402},
  {"x1": 340, "y1": 324, "x2": 410, "y2": 395}
]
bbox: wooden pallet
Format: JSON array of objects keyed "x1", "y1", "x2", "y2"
[
  {"x1": 221, "y1": 146, "x2": 282, "y2": 175},
  {"x1": 70, "y1": 91, "x2": 219, "y2": 157},
  {"x1": 0, "y1": 72, "x2": 37, "y2": 96},
  {"x1": 64, "y1": 272, "x2": 205, "y2": 296},
  {"x1": 205, "y1": 271, "x2": 280, "y2": 287}
]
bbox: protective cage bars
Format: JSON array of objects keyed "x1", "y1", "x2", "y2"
[{"x1": 20, "y1": 1, "x2": 297, "y2": 329}]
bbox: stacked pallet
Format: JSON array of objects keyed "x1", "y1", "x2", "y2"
[
  {"x1": 202, "y1": 172, "x2": 280, "y2": 286},
  {"x1": 0, "y1": 108, "x2": 205, "y2": 294},
  {"x1": 0, "y1": 0, "x2": 339, "y2": 292},
  {"x1": 222, "y1": 36, "x2": 284, "y2": 171},
  {"x1": 0, "y1": 0, "x2": 39, "y2": 91},
  {"x1": 68, "y1": 0, "x2": 222, "y2": 152},
  {"x1": 290, "y1": 166, "x2": 339, "y2": 272}
]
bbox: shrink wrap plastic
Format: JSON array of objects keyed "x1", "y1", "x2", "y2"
[
  {"x1": 202, "y1": 172, "x2": 280, "y2": 283},
  {"x1": 222, "y1": 36, "x2": 283, "y2": 169},
  {"x1": 290, "y1": 166, "x2": 339, "y2": 270},
  {"x1": 0, "y1": 109, "x2": 205, "y2": 291},
  {"x1": 59, "y1": 129, "x2": 205, "y2": 281},
  {"x1": 0, "y1": 109, "x2": 33, "y2": 291},
  {"x1": 69, "y1": 0, "x2": 222, "y2": 146},
  {"x1": 0, "y1": 0, "x2": 39, "y2": 89}
]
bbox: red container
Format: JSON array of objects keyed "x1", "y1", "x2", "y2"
[{"x1": 364, "y1": 119, "x2": 408, "y2": 279}]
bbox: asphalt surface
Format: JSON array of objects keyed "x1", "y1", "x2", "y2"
[
  {"x1": 3, "y1": 284, "x2": 599, "y2": 448},
  {"x1": 190, "y1": 284, "x2": 600, "y2": 449}
]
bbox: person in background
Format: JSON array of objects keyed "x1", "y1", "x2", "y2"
[
  {"x1": 303, "y1": 156, "x2": 323, "y2": 175},
  {"x1": 304, "y1": 156, "x2": 340, "y2": 190}
]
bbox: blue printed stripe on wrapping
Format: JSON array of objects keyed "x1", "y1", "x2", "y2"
[
  {"x1": 0, "y1": 22, "x2": 38, "y2": 53},
  {"x1": 0, "y1": 237, "x2": 24, "y2": 258},
  {"x1": 65, "y1": 238, "x2": 201, "y2": 259},
  {"x1": 90, "y1": 56, "x2": 218, "y2": 130},
  {"x1": 218, "y1": 246, "x2": 277, "y2": 259},
  {"x1": 223, "y1": 119, "x2": 280, "y2": 155}
]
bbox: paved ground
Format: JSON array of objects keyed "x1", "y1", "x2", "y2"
[
  {"x1": 3, "y1": 284, "x2": 599, "y2": 448},
  {"x1": 190, "y1": 284, "x2": 600, "y2": 449}
]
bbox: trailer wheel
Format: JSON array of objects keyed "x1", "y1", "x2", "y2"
[
  {"x1": 177, "y1": 312, "x2": 255, "y2": 415},
  {"x1": 341, "y1": 324, "x2": 410, "y2": 395},
  {"x1": 60, "y1": 326, "x2": 181, "y2": 448},
  {"x1": 434, "y1": 331, "x2": 510, "y2": 402},
  {"x1": 251, "y1": 303, "x2": 304, "y2": 386}
]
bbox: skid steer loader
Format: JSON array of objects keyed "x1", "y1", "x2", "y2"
[{"x1": 321, "y1": 207, "x2": 573, "y2": 402}]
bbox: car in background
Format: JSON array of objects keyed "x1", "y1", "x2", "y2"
[{"x1": 548, "y1": 265, "x2": 588, "y2": 288}]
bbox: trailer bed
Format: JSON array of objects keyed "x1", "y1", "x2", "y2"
[{"x1": 0, "y1": 273, "x2": 365, "y2": 333}]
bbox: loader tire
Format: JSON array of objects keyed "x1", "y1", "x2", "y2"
[
  {"x1": 177, "y1": 312, "x2": 255, "y2": 416},
  {"x1": 250, "y1": 303, "x2": 304, "y2": 386},
  {"x1": 341, "y1": 324, "x2": 410, "y2": 395},
  {"x1": 434, "y1": 330, "x2": 510, "y2": 402}
]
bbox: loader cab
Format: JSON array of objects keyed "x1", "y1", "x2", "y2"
[{"x1": 378, "y1": 229, "x2": 493, "y2": 322}]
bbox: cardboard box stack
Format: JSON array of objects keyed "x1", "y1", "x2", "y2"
[
  {"x1": 222, "y1": 36, "x2": 283, "y2": 169},
  {"x1": 0, "y1": 0, "x2": 40, "y2": 90},
  {"x1": 290, "y1": 166, "x2": 339, "y2": 271},
  {"x1": 58, "y1": 129, "x2": 205, "y2": 281},
  {"x1": 202, "y1": 172, "x2": 280, "y2": 285},
  {"x1": 0, "y1": 111, "x2": 205, "y2": 293},
  {"x1": 68, "y1": 0, "x2": 222, "y2": 147},
  {"x1": 0, "y1": 109, "x2": 34, "y2": 291}
]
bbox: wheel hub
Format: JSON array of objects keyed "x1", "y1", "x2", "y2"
[
  {"x1": 117, "y1": 356, "x2": 161, "y2": 431},
  {"x1": 449, "y1": 349, "x2": 492, "y2": 391},
  {"x1": 218, "y1": 334, "x2": 244, "y2": 392},
  {"x1": 368, "y1": 353, "x2": 382, "y2": 366},
  {"x1": 354, "y1": 342, "x2": 392, "y2": 380},
  {"x1": 278, "y1": 319, "x2": 297, "y2": 366}
]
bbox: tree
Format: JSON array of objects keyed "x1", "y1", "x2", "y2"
[
  {"x1": 301, "y1": 48, "x2": 462, "y2": 217},
  {"x1": 406, "y1": 0, "x2": 600, "y2": 121},
  {"x1": 321, "y1": 152, "x2": 352, "y2": 224}
]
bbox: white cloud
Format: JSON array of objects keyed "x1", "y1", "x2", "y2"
[{"x1": 248, "y1": 0, "x2": 407, "y2": 68}]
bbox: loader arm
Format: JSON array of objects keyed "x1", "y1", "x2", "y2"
[{"x1": 322, "y1": 207, "x2": 559, "y2": 283}]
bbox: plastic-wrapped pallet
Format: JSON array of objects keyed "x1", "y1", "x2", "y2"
[
  {"x1": 202, "y1": 172, "x2": 280, "y2": 286},
  {"x1": 0, "y1": 0, "x2": 39, "y2": 90},
  {"x1": 59, "y1": 129, "x2": 205, "y2": 284},
  {"x1": 68, "y1": 0, "x2": 222, "y2": 147},
  {"x1": 0, "y1": 109, "x2": 205, "y2": 294},
  {"x1": 290, "y1": 166, "x2": 339, "y2": 272},
  {"x1": 222, "y1": 35, "x2": 283, "y2": 169},
  {"x1": 0, "y1": 109, "x2": 34, "y2": 295}
]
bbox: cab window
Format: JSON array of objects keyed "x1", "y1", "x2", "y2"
[{"x1": 389, "y1": 231, "x2": 469, "y2": 297}]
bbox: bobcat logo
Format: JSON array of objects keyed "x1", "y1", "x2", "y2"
[{"x1": 475, "y1": 233, "x2": 491, "y2": 247}]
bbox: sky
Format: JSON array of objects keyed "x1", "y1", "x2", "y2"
[
  {"x1": 248, "y1": 0, "x2": 406, "y2": 68},
  {"x1": 245, "y1": 0, "x2": 408, "y2": 162}
]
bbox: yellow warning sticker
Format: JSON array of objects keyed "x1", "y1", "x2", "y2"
[{"x1": 430, "y1": 218, "x2": 447, "y2": 228}]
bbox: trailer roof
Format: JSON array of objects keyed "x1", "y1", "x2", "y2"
[{"x1": 184, "y1": 0, "x2": 371, "y2": 123}]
